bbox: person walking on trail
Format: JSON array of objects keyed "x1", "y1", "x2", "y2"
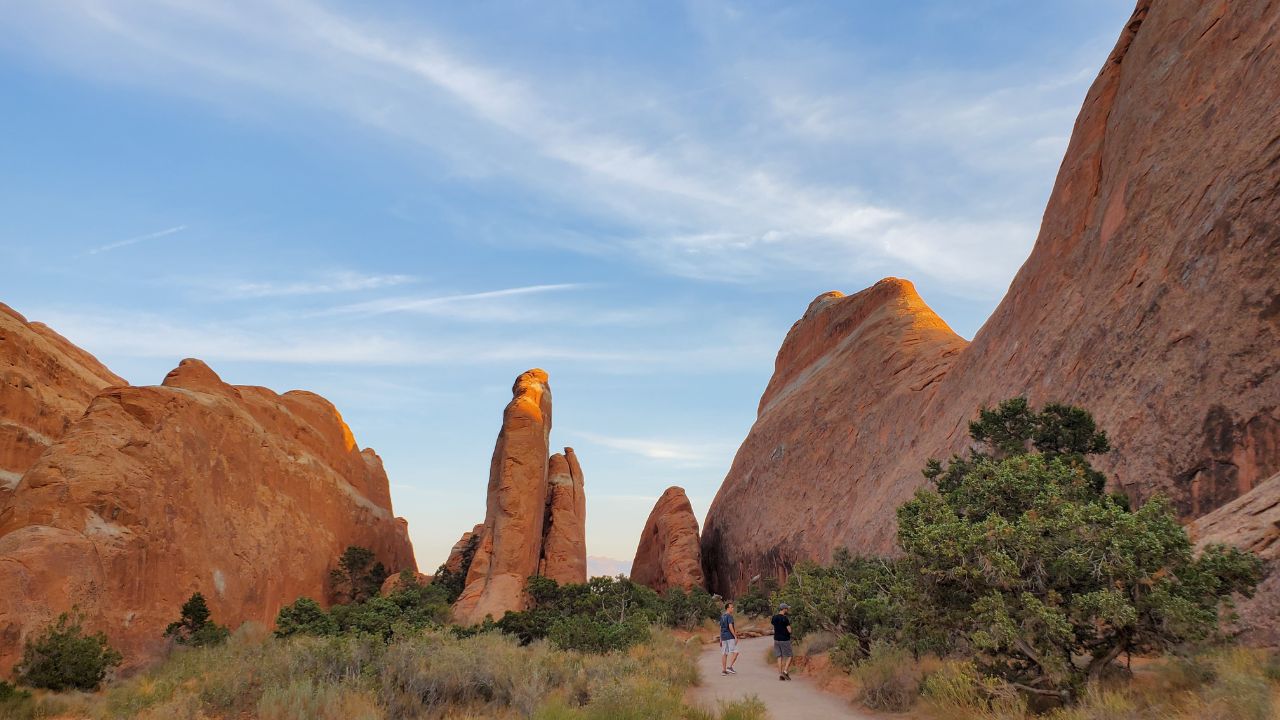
[
  {"x1": 771, "y1": 603, "x2": 794, "y2": 680},
  {"x1": 719, "y1": 601, "x2": 739, "y2": 675}
]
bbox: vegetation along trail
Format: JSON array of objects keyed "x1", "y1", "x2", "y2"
[{"x1": 689, "y1": 636, "x2": 877, "y2": 719}]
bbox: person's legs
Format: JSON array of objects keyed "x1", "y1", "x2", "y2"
[
  {"x1": 721, "y1": 642, "x2": 729, "y2": 674},
  {"x1": 728, "y1": 647, "x2": 739, "y2": 670}
]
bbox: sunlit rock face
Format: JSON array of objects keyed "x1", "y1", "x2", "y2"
[
  {"x1": 0, "y1": 303, "x2": 124, "y2": 496},
  {"x1": 0, "y1": 357, "x2": 415, "y2": 671},
  {"x1": 704, "y1": 0, "x2": 1280, "y2": 597},
  {"x1": 452, "y1": 370, "x2": 555, "y2": 624},
  {"x1": 631, "y1": 486, "x2": 706, "y2": 593},
  {"x1": 451, "y1": 371, "x2": 594, "y2": 623}
]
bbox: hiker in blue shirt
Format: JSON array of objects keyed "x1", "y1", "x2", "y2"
[{"x1": 719, "y1": 601, "x2": 739, "y2": 675}]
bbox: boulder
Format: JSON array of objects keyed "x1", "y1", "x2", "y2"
[
  {"x1": 452, "y1": 369, "x2": 553, "y2": 624},
  {"x1": 0, "y1": 358, "x2": 415, "y2": 670},
  {"x1": 632, "y1": 487, "x2": 706, "y2": 593},
  {"x1": 1190, "y1": 471, "x2": 1280, "y2": 645},
  {"x1": 703, "y1": 0, "x2": 1280, "y2": 596},
  {"x1": 0, "y1": 303, "x2": 124, "y2": 495},
  {"x1": 540, "y1": 448, "x2": 587, "y2": 585},
  {"x1": 380, "y1": 572, "x2": 434, "y2": 596}
]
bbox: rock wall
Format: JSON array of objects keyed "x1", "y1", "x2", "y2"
[
  {"x1": 703, "y1": 0, "x2": 1280, "y2": 596},
  {"x1": 631, "y1": 487, "x2": 706, "y2": 593},
  {"x1": 0, "y1": 357, "x2": 415, "y2": 670},
  {"x1": 0, "y1": 303, "x2": 124, "y2": 496}
]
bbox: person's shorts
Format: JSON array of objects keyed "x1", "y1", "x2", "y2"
[
  {"x1": 721, "y1": 638, "x2": 737, "y2": 654},
  {"x1": 774, "y1": 640, "x2": 793, "y2": 658}
]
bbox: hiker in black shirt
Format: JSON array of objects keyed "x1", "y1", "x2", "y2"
[{"x1": 771, "y1": 603, "x2": 793, "y2": 680}]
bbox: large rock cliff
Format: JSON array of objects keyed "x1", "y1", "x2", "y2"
[
  {"x1": 0, "y1": 303, "x2": 124, "y2": 496},
  {"x1": 703, "y1": 0, "x2": 1280, "y2": 597},
  {"x1": 0, "y1": 357, "x2": 415, "y2": 670}
]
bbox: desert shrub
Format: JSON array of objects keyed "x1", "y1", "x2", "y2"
[
  {"x1": 274, "y1": 597, "x2": 339, "y2": 638},
  {"x1": 548, "y1": 615, "x2": 650, "y2": 654},
  {"x1": 257, "y1": 678, "x2": 380, "y2": 720},
  {"x1": 495, "y1": 576, "x2": 663, "y2": 653},
  {"x1": 164, "y1": 592, "x2": 230, "y2": 647},
  {"x1": 1155, "y1": 654, "x2": 1217, "y2": 692},
  {"x1": 0, "y1": 681, "x2": 35, "y2": 720},
  {"x1": 13, "y1": 610, "x2": 122, "y2": 691},
  {"x1": 734, "y1": 577, "x2": 777, "y2": 617},
  {"x1": 661, "y1": 586, "x2": 721, "y2": 630},
  {"x1": 799, "y1": 630, "x2": 839, "y2": 656},
  {"x1": 920, "y1": 659, "x2": 1024, "y2": 719},
  {"x1": 716, "y1": 697, "x2": 768, "y2": 720},
  {"x1": 329, "y1": 546, "x2": 389, "y2": 604},
  {"x1": 1198, "y1": 648, "x2": 1273, "y2": 720},
  {"x1": 1263, "y1": 651, "x2": 1280, "y2": 682},
  {"x1": 829, "y1": 634, "x2": 865, "y2": 672},
  {"x1": 854, "y1": 641, "x2": 923, "y2": 711},
  {"x1": 898, "y1": 398, "x2": 1263, "y2": 702}
]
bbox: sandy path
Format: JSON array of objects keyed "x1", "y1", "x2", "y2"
[{"x1": 687, "y1": 636, "x2": 878, "y2": 719}]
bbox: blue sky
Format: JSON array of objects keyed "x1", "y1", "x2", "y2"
[{"x1": 0, "y1": 1, "x2": 1132, "y2": 568}]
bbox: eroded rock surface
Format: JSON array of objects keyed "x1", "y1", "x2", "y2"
[
  {"x1": 0, "y1": 303, "x2": 124, "y2": 495},
  {"x1": 1191, "y1": 471, "x2": 1280, "y2": 645},
  {"x1": 452, "y1": 370, "x2": 554, "y2": 624},
  {"x1": 704, "y1": 0, "x2": 1280, "y2": 596},
  {"x1": 0, "y1": 358, "x2": 415, "y2": 670},
  {"x1": 540, "y1": 448, "x2": 587, "y2": 585},
  {"x1": 632, "y1": 487, "x2": 706, "y2": 593}
]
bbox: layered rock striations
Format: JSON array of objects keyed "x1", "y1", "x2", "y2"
[
  {"x1": 0, "y1": 357, "x2": 415, "y2": 670},
  {"x1": 632, "y1": 487, "x2": 706, "y2": 593},
  {"x1": 703, "y1": 0, "x2": 1280, "y2": 597},
  {"x1": 0, "y1": 303, "x2": 124, "y2": 495}
]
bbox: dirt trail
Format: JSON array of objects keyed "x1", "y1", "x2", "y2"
[{"x1": 687, "y1": 636, "x2": 879, "y2": 719}]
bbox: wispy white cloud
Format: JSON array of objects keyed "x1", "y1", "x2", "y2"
[
  {"x1": 331, "y1": 284, "x2": 585, "y2": 317},
  {"x1": 574, "y1": 432, "x2": 736, "y2": 467},
  {"x1": 3, "y1": 0, "x2": 1101, "y2": 294},
  {"x1": 83, "y1": 224, "x2": 187, "y2": 256},
  {"x1": 219, "y1": 272, "x2": 415, "y2": 299}
]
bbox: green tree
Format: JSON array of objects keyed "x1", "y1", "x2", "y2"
[
  {"x1": 899, "y1": 399, "x2": 1262, "y2": 702},
  {"x1": 164, "y1": 592, "x2": 230, "y2": 647},
  {"x1": 14, "y1": 611, "x2": 123, "y2": 691},
  {"x1": 274, "y1": 597, "x2": 339, "y2": 638},
  {"x1": 329, "y1": 546, "x2": 389, "y2": 604}
]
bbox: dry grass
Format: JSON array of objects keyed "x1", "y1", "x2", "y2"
[{"x1": 1, "y1": 625, "x2": 741, "y2": 720}]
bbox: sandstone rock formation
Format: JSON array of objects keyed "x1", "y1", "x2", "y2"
[
  {"x1": 1190, "y1": 471, "x2": 1280, "y2": 646},
  {"x1": 0, "y1": 357, "x2": 415, "y2": 670},
  {"x1": 540, "y1": 448, "x2": 587, "y2": 585},
  {"x1": 703, "y1": 0, "x2": 1280, "y2": 596},
  {"x1": 444, "y1": 524, "x2": 485, "y2": 575},
  {"x1": 0, "y1": 303, "x2": 124, "y2": 496},
  {"x1": 451, "y1": 373, "x2": 594, "y2": 622},
  {"x1": 452, "y1": 370, "x2": 554, "y2": 624},
  {"x1": 632, "y1": 487, "x2": 706, "y2": 593},
  {"x1": 381, "y1": 571, "x2": 434, "y2": 596}
]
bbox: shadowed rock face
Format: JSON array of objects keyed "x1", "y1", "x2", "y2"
[
  {"x1": 0, "y1": 303, "x2": 124, "y2": 496},
  {"x1": 453, "y1": 370, "x2": 554, "y2": 624},
  {"x1": 1191, "y1": 471, "x2": 1280, "y2": 646},
  {"x1": 540, "y1": 448, "x2": 587, "y2": 585},
  {"x1": 632, "y1": 487, "x2": 706, "y2": 593},
  {"x1": 0, "y1": 358, "x2": 415, "y2": 671},
  {"x1": 704, "y1": 0, "x2": 1280, "y2": 598}
]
